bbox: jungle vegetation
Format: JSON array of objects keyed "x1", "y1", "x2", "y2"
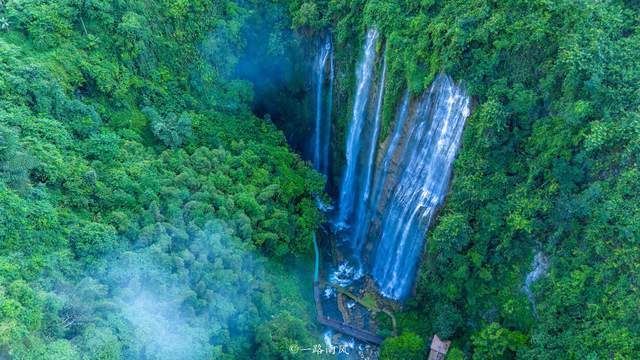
[
  {"x1": 290, "y1": 0, "x2": 640, "y2": 358},
  {"x1": 1, "y1": 0, "x2": 639, "y2": 359},
  {"x1": 0, "y1": 0, "x2": 323, "y2": 359}
]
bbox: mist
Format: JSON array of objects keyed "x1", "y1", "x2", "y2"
[
  {"x1": 203, "y1": 1, "x2": 314, "y2": 153},
  {"x1": 40, "y1": 219, "x2": 313, "y2": 359}
]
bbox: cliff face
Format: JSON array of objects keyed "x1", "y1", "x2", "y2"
[{"x1": 368, "y1": 75, "x2": 470, "y2": 299}]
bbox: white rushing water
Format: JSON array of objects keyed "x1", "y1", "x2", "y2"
[
  {"x1": 371, "y1": 75, "x2": 471, "y2": 299},
  {"x1": 370, "y1": 90, "x2": 410, "y2": 212},
  {"x1": 316, "y1": 197, "x2": 335, "y2": 213},
  {"x1": 336, "y1": 29, "x2": 379, "y2": 228},
  {"x1": 325, "y1": 30, "x2": 471, "y2": 300},
  {"x1": 313, "y1": 38, "x2": 333, "y2": 175},
  {"x1": 323, "y1": 330, "x2": 356, "y2": 354},
  {"x1": 329, "y1": 261, "x2": 364, "y2": 288},
  {"x1": 352, "y1": 51, "x2": 386, "y2": 253},
  {"x1": 323, "y1": 43, "x2": 334, "y2": 176}
]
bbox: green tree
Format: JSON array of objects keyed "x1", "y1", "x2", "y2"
[
  {"x1": 380, "y1": 332, "x2": 425, "y2": 360},
  {"x1": 142, "y1": 107, "x2": 193, "y2": 148},
  {"x1": 471, "y1": 323, "x2": 527, "y2": 360}
]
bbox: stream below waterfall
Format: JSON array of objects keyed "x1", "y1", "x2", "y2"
[{"x1": 315, "y1": 222, "x2": 381, "y2": 360}]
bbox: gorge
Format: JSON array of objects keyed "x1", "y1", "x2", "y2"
[
  {"x1": 312, "y1": 30, "x2": 471, "y2": 302},
  {"x1": 1, "y1": 1, "x2": 638, "y2": 359}
]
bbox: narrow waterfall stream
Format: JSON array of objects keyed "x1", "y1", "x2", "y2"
[
  {"x1": 352, "y1": 51, "x2": 386, "y2": 254},
  {"x1": 336, "y1": 29, "x2": 379, "y2": 228},
  {"x1": 312, "y1": 38, "x2": 333, "y2": 175},
  {"x1": 324, "y1": 43, "x2": 334, "y2": 177},
  {"x1": 523, "y1": 252, "x2": 549, "y2": 316}
]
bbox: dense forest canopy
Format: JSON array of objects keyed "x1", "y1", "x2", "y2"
[
  {"x1": 288, "y1": 0, "x2": 640, "y2": 358},
  {"x1": 0, "y1": 0, "x2": 324, "y2": 359},
  {"x1": 1, "y1": 0, "x2": 639, "y2": 359}
]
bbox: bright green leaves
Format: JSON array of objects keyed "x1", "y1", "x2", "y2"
[
  {"x1": 69, "y1": 221, "x2": 118, "y2": 260},
  {"x1": 292, "y1": 2, "x2": 319, "y2": 27},
  {"x1": 474, "y1": 98, "x2": 508, "y2": 149},
  {"x1": 0, "y1": 124, "x2": 37, "y2": 191},
  {"x1": 380, "y1": 332, "x2": 425, "y2": 360},
  {"x1": 0, "y1": 2, "x2": 324, "y2": 357},
  {"x1": 5, "y1": 0, "x2": 76, "y2": 49},
  {"x1": 471, "y1": 323, "x2": 527, "y2": 360},
  {"x1": 254, "y1": 311, "x2": 314, "y2": 360},
  {"x1": 142, "y1": 107, "x2": 193, "y2": 148}
]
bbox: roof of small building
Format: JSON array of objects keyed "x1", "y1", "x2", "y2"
[{"x1": 430, "y1": 335, "x2": 451, "y2": 354}]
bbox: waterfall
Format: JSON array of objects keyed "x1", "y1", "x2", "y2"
[
  {"x1": 370, "y1": 90, "x2": 410, "y2": 225},
  {"x1": 313, "y1": 233, "x2": 320, "y2": 282},
  {"x1": 523, "y1": 252, "x2": 549, "y2": 316},
  {"x1": 371, "y1": 75, "x2": 471, "y2": 299},
  {"x1": 336, "y1": 29, "x2": 379, "y2": 228},
  {"x1": 323, "y1": 45, "x2": 334, "y2": 176},
  {"x1": 312, "y1": 38, "x2": 332, "y2": 174},
  {"x1": 352, "y1": 51, "x2": 386, "y2": 252},
  {"x1": 326, "y1": 30, "x2": 471, "y2": 301}
]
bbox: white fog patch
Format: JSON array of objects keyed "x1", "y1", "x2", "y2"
[
  {"x1": 48, "y1": 219, "x2": 277, "y2": 359},
  {"x1": 120, "y1": 290, "x2": 210, "y2": 360}
]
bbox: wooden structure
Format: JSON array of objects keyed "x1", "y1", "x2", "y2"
[
  {"x1": 329, "y1": 282, "x2": 397, "y2": 335},
  {"x1": 428, "y1": 335, "x2": 451, "y2": 360},
  {"x1": 312, "y1": 233, "x2": 385, "y2": 345},
  {"x1": 313, "y1": 281, "x2": 384, "y2": 345}
]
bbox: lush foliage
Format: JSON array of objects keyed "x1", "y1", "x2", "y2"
[
  {"x1": 379, "y1": 331, "x2": 425, "y2": 360},
  {"x1": 0, "y1": 0, "x2": 323, "y2": 359},
  {"x1": 3, "y1": 0, "x2": 640, "y2": 358},
  {"x1": 291, "y1": 0, "x2": 640, "y2": 358}
]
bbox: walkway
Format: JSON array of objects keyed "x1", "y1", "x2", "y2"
[{"x1": 312, "y1": 234, "x2": 384, "y2": 345}]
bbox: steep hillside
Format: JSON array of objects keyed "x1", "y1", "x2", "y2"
[
  {"x1": 290, "y1": 1, "x2": 640, "y2": 358},
  {"x1": 0, "y1": 1, "x2": 322, "y2": 358}
]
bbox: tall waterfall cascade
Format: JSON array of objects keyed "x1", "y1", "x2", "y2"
[
  {"x1": 312, "y1": 38, "x2": 334, "y2": 176},
  {"x1": 323, "y1": 29, "x2": 471, "y2": 301},
  {"x1": 523, "y1": 252, "x2": 549, "y2": 315},
  {"x1": 371, "y1": 75, "x2": 471, "y2": 299},
  {"x1": 352, "y1": 50, "x2": 386, "y2": 253},
  {"x1": 336, "y1": 29, "x2": 379, "y2": 228}
]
